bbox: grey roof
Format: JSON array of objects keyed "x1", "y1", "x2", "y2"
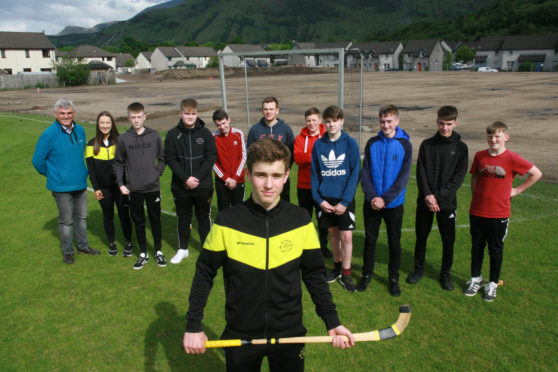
[
  {"x1": 155, "y1": 47, "x2": 182, "y2": 58},
  {"x1": 226, "y1": 44, "x2": 266, "y2": 53},
  {"x1": 517, "y1": 54, "x2": 546, "y2": 62},
  {"x1": 442, "y1": 40, "x2": 463, "y2": 52},
  {"x1": 0, "y1": 31, "x2": 55, "y2": 49},
  {"x1": 138, "y1": 51, "x2": 152, "y2": 61},
  {"x1": 115, "y1": 53, "x2": 134, "y2": 67},
  {"x1": 175, "y1": 46, "x2": 216, "y2": 57},
  {"x1": 473, "y1": 36, "x2": 504, "y2": 51},
  {"x1": 500, "y1": 34, "x2": 558, "y2": 51},
  {"x1": 402, "y1": 40, "x2": 440, "y2": 56},
  {"x1": 56, "y1": 45, "x2": 114, "y2": 58},
  {"x1": 352, "y1": 41, "x2": 402, "y2": 55}
]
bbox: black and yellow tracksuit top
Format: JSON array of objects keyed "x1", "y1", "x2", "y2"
[
  {"x1": 186, "y1": 197, "x2": 341, "y2": 339},
  {"x1": 85, "y1": 137, "x2": 117, "y2": 190}
]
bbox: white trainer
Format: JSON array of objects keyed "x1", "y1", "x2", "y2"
[{"x1": 170, "y1": 249, "x2": 189, "y2": 264}]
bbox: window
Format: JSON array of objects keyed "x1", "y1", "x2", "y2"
[
  {"x1": 42, "y1": 49, "x2": 50, "y2": 58},
  {"x1": 4, "y1": 68, "x2": 12, "y2": 74},
  {"x1": 107, "y1": 57, "x2": 112, "y2": 61},
  {"x1": 41, "y1": 68, "x2": 52, "y2": 72},
  {"x1": 23, "y1": 68, "x2": 31, "y2": 72},
  {"x1": 25, "y1": 49, "x2": 30, "y2": 58},
  {"x1": 1, "y1": 49, "x2": 5, "y2": 58}
]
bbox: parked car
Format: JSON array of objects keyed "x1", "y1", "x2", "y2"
[
  {"x1": 477, "y1": 66, "x2": 498, "y2": 72},
  {"x1": 256, "y1": 59, "x2": 269, "y2": 67}
]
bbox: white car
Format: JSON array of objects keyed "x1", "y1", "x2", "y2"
[{"x1": 477, "y1": 67, "x2": 498, "y2": 72}]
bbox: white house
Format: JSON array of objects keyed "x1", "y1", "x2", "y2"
[
  {"x1": 290, "y1": 42, "x2": 352, "y2": 68},
  {"x1": 351, "y1": 41, "x2": 403, "y2": 71},
  {"x1": 114, "y1": 53, "x2": 134, "y2": 74},
  {"x1": 56, "y1": 45, "x2": 116, "y2": 70},
  {"x1": 472, "y1": 36, "x2": 504, "y2": 69},
  {"x1": 175, "y1": 46, "x2": 216, "y2": 68},
  {"x1": 135, "y1": 51, "x2": 152, "y2": 72},
  {"x1": 499, "y1": 34, "x2": 558, "y2": 72},
  {"x1": 401, "y1": 40, "x2": 445, "y2": 71},
  {"x1": 150, "y1": 47, "x2": 184, "y2": 71},
  {"x1": 0, "y1": 31, "x2": 56, "y2": 74},
  {"x1": 221, "y1": 44, "x2": 268, "y2": 67}
]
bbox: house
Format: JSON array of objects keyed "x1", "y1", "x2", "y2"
[
  {"x1": 56, "y1": 45, "x2": 116, "y2": 70},
  {"x1": 114, "y1": 53, "x2": 134, "y2": 74},
  {"x1": 150, "y1": 47, "x2": 183, "y2": 71},
  {"x1": 499, "y1": 34, "x2": 558, "y2": 71},
  {"x1": 401, "y1": 40, "x2": 445, "y2": 71},
  {"x1": 290, "y1": 42, "x2": 352, "y2": 68},
  {"x1": 351, "y1": 41, "x2": 403, "y2": 71},
  {"x1": 175, "y1": 46, "x2": 216, "y2": 68},
  {"x1": 135, "y1": 51, "x2": 152, "y2": 72},
  {"x1": 0, "y1": 31, "x2": 56, "y2": 74},
  {"x1": 150, "y1": 46, "x2": 216, "y2": 71},
  {"x1": 221, "y1": 44, "x2": 268, "y2": 67},
  {"x1": 471, "y1": 36, "x2": 504, "y2": 69}
]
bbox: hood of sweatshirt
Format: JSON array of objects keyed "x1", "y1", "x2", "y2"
[
  {"x1": 177, "y1": 117, "x2": 207, "y2": 132},
  {"x1": 377, "y1": 126, "x2": 410, "y2": 142},
  {"x1": 433, "y1": 131, "x2": 461, "y2": 143},
  {"x1": 299, "y1": 123, "x2": 326, "y2": 137}
]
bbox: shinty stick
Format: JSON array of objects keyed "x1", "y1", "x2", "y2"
[{"x1": 204, "y1": 304, "x2": 411, "y2": 348}]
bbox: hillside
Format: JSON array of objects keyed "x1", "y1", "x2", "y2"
[{"x1": 48, "y1": 0, "x2": 491, "y2": 47}]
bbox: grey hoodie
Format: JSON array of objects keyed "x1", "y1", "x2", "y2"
[{"x1": 113, "y1": 126, "x2": 165, "y2": 193}]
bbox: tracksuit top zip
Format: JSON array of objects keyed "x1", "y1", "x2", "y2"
[{"x1": 264, "y1": 212, "x2": 270, "y2": 339}]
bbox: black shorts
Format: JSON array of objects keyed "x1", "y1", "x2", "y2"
[{"x1": 318, "y1": 198, "x2": 356, "y2": 231}]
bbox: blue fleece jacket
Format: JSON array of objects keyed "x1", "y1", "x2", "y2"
[
  {"x1": 361, "y1": 126, "x2": 412, "y2": 209},
  {"x1": 311, "y1": 131, "x2": 360, "y2": 207},
  {"x1": 32, "y1": 121, "x2": 88, "y2": 192}
]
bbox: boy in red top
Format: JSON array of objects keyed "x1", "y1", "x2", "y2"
[
  {"x1": 212, "y1": 109, "x2": 246, "y2": 211},
  {"x1": 294, "y1": 107, "x2": 332, "y2": 258},
  {"x1": 464, "y1": 121, "x2": 542, "y2": 302}
]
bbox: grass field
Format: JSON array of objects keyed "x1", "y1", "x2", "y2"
[{"x1": 1, "y1": 113, "x2": 557, "y2": 371}]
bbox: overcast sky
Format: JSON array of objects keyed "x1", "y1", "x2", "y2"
[{"x1": 0, "y1": 0, "x2": 169, "y2": 36}]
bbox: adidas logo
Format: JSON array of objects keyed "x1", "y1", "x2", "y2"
[{"x1": 321, "y1": 150, "x2": 346, "y2": 176}]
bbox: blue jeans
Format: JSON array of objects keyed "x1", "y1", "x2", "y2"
[{"x1": 52, "y1": 189, "x2": 89, "y2": 254}]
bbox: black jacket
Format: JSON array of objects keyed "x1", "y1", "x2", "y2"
[
  {"x1": 86, "y1": 137, "x2": 117, "y2": 190},
  {"x1": 186, "y1": 198, "x2": 341, "y2": 339},
  {"x1": 164, "y1": 118, "x2": 217, "y2": 194},
  {"x1": 416, "y1": 131, "x2": 468, "y2": 211}
]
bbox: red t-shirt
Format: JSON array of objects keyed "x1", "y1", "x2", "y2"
[{"x1": 469, "y1": 149, "x2": 532, "y2": 218}]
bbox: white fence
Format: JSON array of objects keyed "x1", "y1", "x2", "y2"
[{"x1": 0, "y1": 71, "x2": 116, "y2": 90}]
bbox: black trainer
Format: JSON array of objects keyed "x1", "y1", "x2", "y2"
[
  {"x1": 133, "y1": 253, "x2": 148, "y2": 270},
  {"x1": 123, "y1": 242, "x2": 133, "y2": 257},
  {"x1": 155, "y1": 251, "x2": 167, "y2": 267},
  {"x1": 108, "y1": 243, "x2": 117, "y2": 256},
  {"x1": 63, "y1": 253, "x2": 74, "y2": 264},
  {"x1": 325, "y1": 268, "x2": 341, "y2": 283},
  {"x1": 339, "y1": 275, "x2": 356, "y2": 292},
  {"x1": 356, "y1": 274, "x2": 372, "y2": 292},
  {"x1": 406, "y1": 271, "x2": 424, "y2": 284},
  {"x1": 440, "y1": 275, "x2": 454, "y2": 291},
  {"x1": 389, "y1": 278, "x2": 401, "y2": 297}
]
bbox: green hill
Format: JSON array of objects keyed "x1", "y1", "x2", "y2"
[{"x1": 49, "y1": 0, "x2": 492, "y2": 47}]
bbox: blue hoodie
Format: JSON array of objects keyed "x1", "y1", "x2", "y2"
[
  {"x1": 32, "y1": 120, "x2": 88, "y2": 192},
  {"x1": 361, "y1": 126, "x2": 412, "y2": 209},
  {"x1": 311, "y1": 131, "x2": 360, "y2": 207}
]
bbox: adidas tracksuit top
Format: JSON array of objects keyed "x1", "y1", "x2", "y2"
[
  {"x1": 310, "y1": 130, "x2": 361, "y2": 207},
  {"x1": 186, "y1": 197, "x2": 341, "y2": 339},
  {"x1": 361, "y1": 126, "x2": 412, "y2": 209}
]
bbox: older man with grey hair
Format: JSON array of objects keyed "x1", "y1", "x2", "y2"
[{"x1": 32, "y1": 98, "x2": 99, "y2": 264}]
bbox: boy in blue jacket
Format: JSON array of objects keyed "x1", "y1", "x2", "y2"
[
  {"x1": 357, "y1": 105, "x2": 412, "y2": 297},
  {"x1": 311, "y1": 105, "x2": 360, "y2": 292}
]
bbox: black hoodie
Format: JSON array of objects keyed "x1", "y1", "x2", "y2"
[
  {"x1": 113, "y1": 126, "x2": 165, "y2": 193},
  {"x1": 416, "y1": 131, "x2": 468, "y2": 211},
  {"x1": 164, "y1": 118, "x2": 217, "y2": 194}
]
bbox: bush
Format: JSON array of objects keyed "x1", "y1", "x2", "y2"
[
  {"x1": 518, "y1": 62, "x2": 535, "y2": 72},
  {"x1": 53, "y1": 58, "x2": 90, "y2": 86}
]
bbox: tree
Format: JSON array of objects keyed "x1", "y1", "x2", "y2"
[
  {"x1": 455, "y1": 45, "x2": 475, "y2": 63},
  {"x1": 206, "y1": 56, "x2": 219, "y2": 68},
  {"x1": 53, "y1": 58, "x2": 90, "y2": 86},
  {"x1": 125, "y1": 58, "x2": 136, "y2": 68}
]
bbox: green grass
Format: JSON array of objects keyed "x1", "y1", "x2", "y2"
[{"x1": 1, "y1": 112, "x2": 557, "y2": 371}]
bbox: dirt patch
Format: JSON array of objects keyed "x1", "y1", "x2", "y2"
[{"x1": 1, "y1": 71, "x2": 557, "y2": 183}]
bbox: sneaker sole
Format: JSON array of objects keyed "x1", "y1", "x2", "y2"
[
  {"x1": 108, "y1": 252, "x2": 118, "y2": 256},
  {"x1": 133, "y1": 265, "x2": 145, "y2": 270},
  {"x1": 326, "y1": 275, "x2": 341, "y2": 283},
  {"x1": 340, "y1": 283, "x2": 356, "y2": 293}
]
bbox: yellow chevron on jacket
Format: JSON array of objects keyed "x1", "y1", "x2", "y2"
[
  {"x1": 85, "y1": 145, "x2": 116, "y2": 160},
  {"x1": 204, "y1": 222, "x2": 320, "y2": 270}
]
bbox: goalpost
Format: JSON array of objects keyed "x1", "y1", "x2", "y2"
[{"x1": 216, "y1": 48, "x2": 364, "y2": 149}]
